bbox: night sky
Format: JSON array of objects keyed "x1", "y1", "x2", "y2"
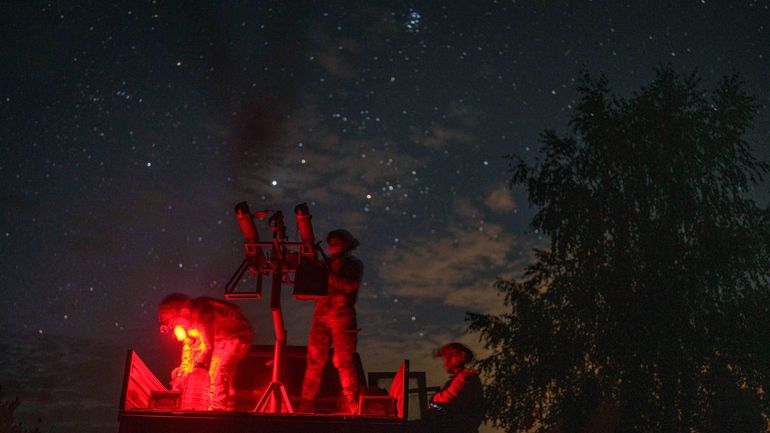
[{"x1": 2, "y1": 2, "x2": 769, "y2": 432}]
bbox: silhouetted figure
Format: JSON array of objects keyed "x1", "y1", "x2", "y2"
[
  {"x1": 427, "y1": 342, "x2": 484, "y2": 433},
  {"x1": 158, "y1": 293, "x2": 253, "y2": 410},
  {"x1": 299, "y1": 230, "x2": 363, "y2": 414}
]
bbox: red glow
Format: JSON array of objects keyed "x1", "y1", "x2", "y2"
[
  {"x1": 174, "y1": 325, "x2": 187, "y2": 341},
  {"x1": 172, "y1": 326, "x2": 207, "y2": 375}
]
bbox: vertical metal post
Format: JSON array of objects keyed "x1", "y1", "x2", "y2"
[{"x1": 270, "y1": 262, "x2": 286, "y2": 412}]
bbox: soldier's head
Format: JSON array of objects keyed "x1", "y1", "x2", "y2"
[
  {"x1": 326, "y1": 229, "x2": 359, "y2": 255},
  {"x1": 158, "y1": 293, "x2": 192, "y2": 334},
  {"x1": 434, "y1": 342, "x2": 474, "y2": 374}
]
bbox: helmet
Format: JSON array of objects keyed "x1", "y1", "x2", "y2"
[
  {"x1": 158, "y1": 293, "x2": 191, "y2": 332},
  {"x1": 434, "y1": 342, "x2": 474, "y2": 365},
  {"x1": 159, "y1": 293, "x2": 190, "y2": 311},
  {"x1": 326, "y1": 229, "x2": 360, "y2": 251}
]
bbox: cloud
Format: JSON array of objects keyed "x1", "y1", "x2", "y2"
[
  {"x1": 412, "y1": 125, "x2": 475, "y2": 149},
  {"x1": 408, "y1": 102, "x2": 483, "y2": 149},
  {"x1": 315, "y1": 40, "x2": 359, "y2": 81},
  {"x1": 484, "y1": 184, "x2": 516, "y2": 214},
  {"x1": 447, "y1": 103, "x2": 483, "y2": 127},
  {"x1": 234, "y1": 99, "x2": 427, "y2": 235},
  {"x1": 376, "y1": 196, "x2": 529, "y2": 315},
  {"x1": 377, "y1": 227, "x2": 511, "y2": 313}
]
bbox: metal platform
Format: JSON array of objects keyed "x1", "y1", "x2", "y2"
[
  {"x1": 118, "y1": 349, "x2": 423, "y2": 433},
  {"x1": 118, "y1": 410, "x2": 416, "y2": 433}
]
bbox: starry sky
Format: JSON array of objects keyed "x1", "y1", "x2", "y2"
[{"x1": 2, "y1": 1, "x2": 769, "y2": 432}]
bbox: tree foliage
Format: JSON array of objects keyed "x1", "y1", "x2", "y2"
[
  {"x1": 468, "y1": 67, "x2": 770, "y2": 433},
  {"x1": 0, "y1": 386, "x2": 41, "y2": 433}
]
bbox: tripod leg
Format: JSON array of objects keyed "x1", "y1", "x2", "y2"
[
  {"x1": 253, "y1": 382, "x2": 274, "y2": 413},
  {"x1": 253, "y1": 382, "x2": 295, "y2": 413},
  {"x1": 279, "y1": 383, "x2": 294, "y2": 413}
]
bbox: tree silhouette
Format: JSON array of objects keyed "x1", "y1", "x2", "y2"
[
  {"x1": 469, "y1": 67, "x2": 770, "y2": 433},
  {"x1": 0, "y1": 386, "x2": 42, "y2": 433}
]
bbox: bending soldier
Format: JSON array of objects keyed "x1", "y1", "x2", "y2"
[{"x1": 158, "y1": 293, "x2": 253, "y2": 410}]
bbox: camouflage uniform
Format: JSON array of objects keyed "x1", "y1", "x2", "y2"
[
  {"x1": 160, "y1": 295, "x2": 253, "y2": 411},
  {"x1": 301, "y1": 252, "x2": 363, "y2": 412},
  {"x1": 426, "y1": 343, "x2": 484, "y2": 433},
  {"x1": 197, "y1": 297, "x2": 252, "y2": 410},
  {"x1": 431, "y1": 368, "x2": 485, "y2": 433}
]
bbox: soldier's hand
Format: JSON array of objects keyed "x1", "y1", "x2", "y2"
[{"x1": 170, "y1": 369, "x2": 184, "y2": 390}]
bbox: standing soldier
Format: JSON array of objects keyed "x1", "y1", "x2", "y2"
[
  {"x1": 158, "y1": 293, "x2": 253, "y2": 411},
  {"x1": 299, "y1": 229, "x2": 363, "y2": 414}
]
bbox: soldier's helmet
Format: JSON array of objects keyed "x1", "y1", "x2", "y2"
[
  {"x1": 326, "y1": 229, "x2": 360, "y2": 251},
  {"x1": 434, "y1": 342, "x2": 474, "y2": 365}
]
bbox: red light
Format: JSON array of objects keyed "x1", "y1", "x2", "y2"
[
  {"x1": 172, "y1": 326, "x2": 206, "y2": 375},
  {"x1": 174, "y1": 325, "x2": 187, "y2": 341}
]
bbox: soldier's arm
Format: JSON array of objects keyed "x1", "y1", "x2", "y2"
[{"x1": 432, "y1": 372, "x2": 472, "y2": 405}]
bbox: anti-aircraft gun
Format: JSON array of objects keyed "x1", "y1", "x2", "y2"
[
  {"x1": 225, "y1": 201, "x2": 328, "y2": 301},
  {"x1": 225, "y1": 201, "x2": 329, "y2": 413}
]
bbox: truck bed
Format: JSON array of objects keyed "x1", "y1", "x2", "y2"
[
  {"x1": 118, "y1": 349, "x2": 424, "y2": 433},
  {"x1": 118, "y1": 410, "x2": 417, "y2": 433}
]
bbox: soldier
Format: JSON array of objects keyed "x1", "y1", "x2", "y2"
[
  {"x1": 428, "y1": 343, "x2": 485, "y2": 433},
  {"x1": 158, "y1": 293, "x2": 253, "y2": 410},
  {"x1": 299, "y1": 229, "x2": 363, "y2": 414}
]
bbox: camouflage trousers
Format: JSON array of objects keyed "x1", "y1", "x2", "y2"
[
  {"x1": 301, "y1": 308, "x2": 359, "y2": 406},
  {"x1": 208, "y1": 337, "x2": 250, "y2": 410}
]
